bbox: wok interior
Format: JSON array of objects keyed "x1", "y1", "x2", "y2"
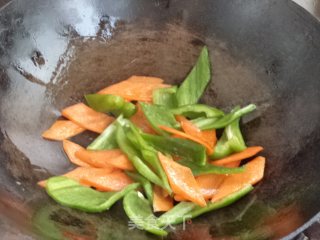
[{"x1": 0, "y1": 0, "x2": 320, "y2": 239}]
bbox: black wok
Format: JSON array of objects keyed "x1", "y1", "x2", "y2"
[{"x1": 0, "y1": 0, "x2": 320, "y2": 239}]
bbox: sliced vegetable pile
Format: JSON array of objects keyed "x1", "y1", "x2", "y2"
[{"x1": 40, "y1": 46, "x2": 265, "y2": 236}]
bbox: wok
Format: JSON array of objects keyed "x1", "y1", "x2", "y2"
[{"x1": 0, "y1": 0, "x2": 320, "y2": 239}]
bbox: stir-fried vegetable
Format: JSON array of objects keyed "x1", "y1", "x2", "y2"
[
  {"x1": 158, "y1": 153, "x2": 206, "y2": 207},
  {"x1": 42, "y1": 120, "x2": 85, "y2": 141},
  {"x1": 126, "y1": 171, "x2": 153, "y2": 204},
  {"x1": 79, "y1": 171, "x2": 133, "y2": 192},
  {"x1": 87, "y1": 116, "x2": 122, "y2": 150},
  {"x1": 130, "y1": 103, "x2": 156, "y2": 134},
  {"x1": 85, "y1": 94, "x2": 136, "y2": 118},
  {"x1": 46, "y1": 176, "x2": 139, "y2": 213},
  {"x1": 153, "y1": 185, "x2": 174, "y2": 212},
  {"x1": 192, "y1": 104, "x2": 256, "y2": 130},
  {"x1": 142, "y1": 133, "x2": 207, "y2": 166},
  {"x1": 75, "y1": 148, "x2": 134, "y2": 170},
  {"x1": 159, "y1": 125, "x2": 215, "y2": 154},
  {"x1": 210, "y1": 116, "x2": 247, "y2": 159},
  {"x1": 140, "y1": 102, "x2": 180, "y2": 133},
  {"x1": 177, "y1": 115, "x2": 217, "y2": 154},
  {"x1": 123, "y1": 191, "x2": 168, "y2": 236},
  {"x1": 157, "y1": 185, "x2": 253, "y2": 226},
  {"x1": 98, "y1": 75, "x2": 171, "y2": 102},
  {"x1": 39, "y1": 46, "x2": 266, "y2": 236},
  {"x1": 62, "y1": 103, "x2": 114, "y2": 133},
  {"x1": 170, "y1": 104, "x2": 224, "y2": 119},
  {"x1": 116, "y1": 124, "x2": 165, "y2": 189},
  {"x1": 62, "y1": 140, "x2": 91, "y2": 167},
  {"x1": 153, "y1": 86, "x2": 178, "y2": 108},
  {"x1": 179, "y1": 159, "x2": 245, "y2": 176},
  {"x1": 125, "y1": 122, "x2": 172, "y2": 194},
  {"x1": 176, "y1": 46, "x2": 211, "y2": 106},
  {"x1": 211, "y1": 156, "x2": 265, "y2": 202},
  {"x1": 212, "y1": 146, "x2": 263, "y2": 166}
]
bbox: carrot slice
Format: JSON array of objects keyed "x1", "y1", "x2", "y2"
[
  {"x1": 223, "y1": 161, "x2": 242, "y2": 168},
  {"x1": 75, "y1": 148, "x2": 134, "y2": 171},
  {"x1": 211, "y1": 146, "x2": 264, "y2": 166},
  {"x1": 194, "y1": 158, "x2": 243, "y2": 200},
  {"x1": 37, "y1": 167, "x2": 114, "y2": 188},
  {"x1": 42, "y1": 120, "x2": 85, "y2": 141},
  {"x1": 65, "y1": 167, "x2": 114, "y2": 180},
  {"x1": 183, "y1": 160, "x2": 241, "y2": 196},
  {"x1": 174, "y1": 195, "x2": 187, "y2": 202},
  {"x1": 176, "y1": 115, "x2": 217, "y2": 154},
  {"x1": 161, "y1": 188, "x2": 171, "y2": 198},
  {"x1": 37, "y1": 180, "x2": 46, "y2": 188},
  {"x1": 211, "y1": 156, "x2": 265, "y2": 202},
  {"x1": 159, "y1": 125, "x2": 214, "y2": 154},
  {"x1": 153, "y1": 186, "x2": 174, "y2": 212},
  {"x1": 130, "y1": 103, "x2": 156, "y2": 134},
  {"x1": 80, "y1": 171, "x2": 133, "y2": 192},
  {"x1": 62, "y1": 103, "x2": 114, "y2": 133},
  {"x1": 98, "y1": 76, "x2": 171, "y2": 102},
  {"x1": 195, "y1": 174, "x2": 226, "y2": 200},
  {"x1": 158, "y1": 152, "x2": 206, "y2": 207},
  {"x1": 63, "y1": 140, "x2": 91, "y2": 167}
]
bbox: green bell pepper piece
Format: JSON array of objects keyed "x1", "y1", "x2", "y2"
[
  {"x1": 179, "y1": 159, "x2": 245, "y2": 176},
  {"x1": 140, "y1": 102, "x2": 180, "y2": 134},
  {"x1": 116, "y1": 125, "x2": 164, "y2": 187},
  {"x1": 87, "y1": 117, "x2": 121, "y2": 150},
  {"x1": 225, "y1": 116, "x2": 247, "y2": 152},
  {"x1": 170, "y1": 104, "x2": 224, "y2": 119},
  {"x1": 210, "y1": 131, "x2": 233, "y2": 159},
  {"x1": 125, "y1": 171, "x2": 153, "y2": 204},
  {"x1": 157, "y1": 202, "x2": 196, "y2": 227},
  {"x1": 123, "y1": 191, "x2": 168, "y2": 236},
  {"x1": 125, "y1": 122, "x2": 172, "y2": 194},
  {"x1": 158, "y1": 185, "x2": 254, "y2": 227},
  {"x1": 176, "y1": 46, "x2": 211, "y2": 106},
  {"x1": 141, "y1": 133, "x2": 207, "y2": 166},
  {"x1": 85, "y1": 94, "x2": 136, "y2": 118},
  {"x1": 152, "y1": 86, "x2": 178, "y2": 108},
  {"x1": 188, "y1": 185, "x2": 253, "y2": 218},
  {"x1": 192, "y1": 104, "x2": 256, "y2": 130},
  {"x1": 140, "y1": 149, "x2": 172, "y2": 194},
  {"x1": 46, "y1": 176, "x2": 139, "y2": 213},
  {"x1": 210, "y1": 117, "x2": 247, "y2": 159}
]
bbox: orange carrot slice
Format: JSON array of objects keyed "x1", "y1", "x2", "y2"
[
  {"x1": 176, "y1": 115, "x2": 217, "y2": 154},
  {"x1": 182, "y1": 160, "x2": 241, "y2": 195},
  {"x1": 75, "y1": 148, "x2": 134, "y2": 170},
  {"x1": 158, "y1": 152, "x2": 206, "y2": 207},
  {"x1": 130, "y1": 103, "x2": 156, "y2": 134},
  {"x1": 211, "y1": 156, "x2": 265, "y2": 202},
  {"x1": 211, "y1": 146, "x2": 264, "y2": 166},
  {"x1": 174, "y1": 195, "x2": 187, "y2": 202},
  {"x1": 80, "y1": 171, "x2": 133, "y2": 192},
  {"x1": 63, "y1": 140, "x2": 91, "y2": 167},
  {"x1": 42, "y1": 120, "x2": 85, "y2": 141},
  {"x1": 159, "y1": 125, "x2": 214, "y2": 154},
  {"x1": 37, "y1": 180, "x2": 46, "y2": 188},
  {"x1": 153, "y1": 186, "x2": 174, "y2": 212},
  {"x1": 195, "y1": 174, "x2": 226, "y2": 200},
  {"x1": 37, "y1": 167, "x2": 114, "y2": 188},
  {"x1": 223, "y1": 161, "x2": 242, "y2": 168},
  {"x1": 98, "y1": 76, "x2": 171, "y2": 102},
  {"x1": 62, "y1": 103, "x2": 114, "y2": 133},
  {"x1": 65, "y1": 167, "x2": 114, "y2": 180}
]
